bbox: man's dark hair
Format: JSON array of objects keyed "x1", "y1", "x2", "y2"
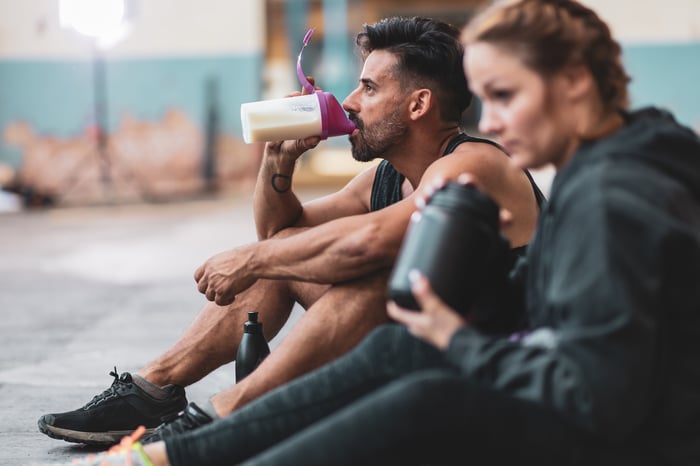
[{"x1": 356, "y1": 16, "x2": 472, "y2": 124}]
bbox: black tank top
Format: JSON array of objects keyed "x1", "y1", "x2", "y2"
[
  {"x1": 368, "y1": 133, "x2": 547, "y2": 263},
  {"x1": 369, "y1": 133, "x2": 546, "y2": 210}
]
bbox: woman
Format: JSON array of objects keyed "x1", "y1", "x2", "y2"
[{"x1": 66, "y1": 1, "x2": 700, "y2": 465}]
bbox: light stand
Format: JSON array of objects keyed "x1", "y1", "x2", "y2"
[
  {"x1": 58, "y1": 0, "x2": 141, "y2": 203},
  {"x1": 92, "y1": 42, "x2": 113, "y2": 199}
]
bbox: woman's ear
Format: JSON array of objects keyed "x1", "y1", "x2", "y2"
[
  {"x1": 563, "y1": 63, "x2": 595, "y2": 103},
  {"x1": 408, "y1": 88, "x2": 433, "y2": 120}
]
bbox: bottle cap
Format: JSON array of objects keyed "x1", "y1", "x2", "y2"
[
  {"x1": 244, "y1": 312, "x2": 262, "y2": 333},
  {"x1": 317, "y1": 91, "x2": 356, "y2": 138},
  {"x1": 296, "y1": 29, "x2": 355, "y2": 140}
]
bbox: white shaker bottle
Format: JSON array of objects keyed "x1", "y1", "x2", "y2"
[{"x1": 240, "y1": 29, "x2": 356, "y2": 144}]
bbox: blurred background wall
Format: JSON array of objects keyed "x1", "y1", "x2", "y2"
[
  {"x1": 0, "y1": 0, "x2": 265, "y2": 206},
  {"x1": 0, "y1": 0, "x2": 698, "y2": 207},
  {"x1": 590, "y1": 0, "x2": 700, "y2": 131}
]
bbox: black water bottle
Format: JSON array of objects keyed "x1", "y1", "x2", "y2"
[
  {"x1": 235, "y1": 311, "x2": 271, "y2": 382},
  {"x1": 387, "y1": 182, "x2": 510, "y2": 316}
]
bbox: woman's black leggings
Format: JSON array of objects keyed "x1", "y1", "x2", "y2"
[{"x1": 165, "y1": 324, "x2": 644, "y2": 466}]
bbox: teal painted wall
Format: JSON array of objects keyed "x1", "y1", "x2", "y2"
[
  {"x1": 1, "y1": 41, "x2": 698, "y2": 168},
  {"x1": 623, "y1": 42, "x2": 700, "y2": 132},
  {"x1": 0, "y1": 53, "x2": 264, "y2": 166}
]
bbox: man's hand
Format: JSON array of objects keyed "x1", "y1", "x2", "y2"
[
  {"x1": 263, "y1": 76, "x2": 322, "y2": 166},
  {"x1": 264, "y1": 135, "x2": 321, "y2": 165},
  {"x1": 387, "y1": 271, "x2": 467, "y2": 350},
  {"x1": 194, "y1": 245, "x2": 258, "y2": 306}
]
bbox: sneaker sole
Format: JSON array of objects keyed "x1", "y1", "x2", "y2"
[{"x1": 38, "y1": 418, "x2": 154, "y2": 446}]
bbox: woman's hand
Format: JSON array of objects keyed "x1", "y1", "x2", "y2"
[
  {"x1": 414, "y1": 173, "x2": 514, "y2": 231},
  {"x1": 387, "y1": 271, "x2": 467, "y2": 350}
]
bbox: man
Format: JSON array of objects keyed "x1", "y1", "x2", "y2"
[{"x1": 38, "y1": 16, "x2": 543, "y2": 445}]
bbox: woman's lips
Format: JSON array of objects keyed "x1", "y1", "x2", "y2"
[{"x1": 500, "y1": 140, "x2": 515, "y2": 154}]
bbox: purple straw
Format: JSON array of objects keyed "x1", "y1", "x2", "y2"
[{"x1": 296, "y1": 29, "x2": 316, "y2": 94}]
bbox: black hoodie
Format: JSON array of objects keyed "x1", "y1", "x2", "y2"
[{"x1": 445, "y1": 108, "x2": 700, "y2": 465}]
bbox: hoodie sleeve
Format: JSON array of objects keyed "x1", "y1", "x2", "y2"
[{"x1": 443, "y1": 162, "x2": 685, "y2": 440}]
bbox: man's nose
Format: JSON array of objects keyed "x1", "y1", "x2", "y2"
[{"x1": 342, "y1": 87, "x2": 360, "y2": 113}]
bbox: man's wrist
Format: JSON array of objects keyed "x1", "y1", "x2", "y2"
[
  {"x1": 271, "y1": 173, "x2": 292, "y2": 193},
  {"x1": 262, "y1": 152, "x2": 296, "y2": 193},
  {"x1": 263, "y1": 142, "x2": 299, "y2": 167},
  {"x1": 245, "y1": 241, "x2": 265, "y2": 278}
]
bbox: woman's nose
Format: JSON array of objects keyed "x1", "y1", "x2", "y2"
[{"x1": 478, "y1": 103, "x2": 502, "y2": 136}]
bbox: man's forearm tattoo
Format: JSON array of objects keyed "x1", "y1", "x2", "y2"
[{"x1": 271, "y1": 173, "x2": 292, "y2": 193}]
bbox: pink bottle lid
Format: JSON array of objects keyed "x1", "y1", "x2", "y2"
[
  {"x1": 296, "y1": 29, "x2": 355, "y2": 139},
  {"x1": 317, "y1": 91, "x2": 356, "y2": 139}
]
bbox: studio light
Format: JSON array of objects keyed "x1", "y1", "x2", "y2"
[{"x1": 59, "y1": 0, "x2": 129, "y2": 48}]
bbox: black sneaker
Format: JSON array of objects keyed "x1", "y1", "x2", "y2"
[
  {"x1": 141, "y1": 402, "x2": 214, "y2": 444},
  {"x1": 38, "y1": 368, "x2": 187, "y2": 445}
]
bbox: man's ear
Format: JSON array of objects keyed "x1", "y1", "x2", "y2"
[{"x1": 408, "y1": 89, "x2": 433, "y2": 121}]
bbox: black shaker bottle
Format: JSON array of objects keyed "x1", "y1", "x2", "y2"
[
  {"x1": 235, "y1": 311, "x2": 271, "y2": 382},
  {"x1": 387, "y1": 182, "x2": 510, "y2": 315}
]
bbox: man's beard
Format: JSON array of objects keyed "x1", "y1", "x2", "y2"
[{"x1": 349, "y1": 109, "x2": 408, "y2": 162}]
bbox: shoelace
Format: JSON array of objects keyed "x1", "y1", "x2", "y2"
[
  {"x1": 72, "y1": 425, "x2": 147, "y2": 466},
  {"x1": 177, "y1": 408, "x2": 203, "y2": 431},
  {"x1": 83, "y1": 367, "x2": 128, "y2": 410},
  {"x1": 157, "y1": 406, "x2": 202, "y2": 436}
]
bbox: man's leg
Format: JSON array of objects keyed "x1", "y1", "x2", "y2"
[
  {"x1": 207, "y1": 270, "x2": 392, "y2": 417},
  {"x1": 139, "y1": 278, "x2": 323, "y2": 387},
  {"x1": 38, "y1": 277, "x2": 326, "y2": 445}
]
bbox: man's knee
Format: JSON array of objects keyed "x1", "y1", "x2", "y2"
[{"x1": 286, "y1": 280, "x2": 330, "y2": 309}]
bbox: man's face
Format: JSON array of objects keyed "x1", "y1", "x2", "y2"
[{"x1": 342, "y1": 50, "x2": 409, "y2": 162}]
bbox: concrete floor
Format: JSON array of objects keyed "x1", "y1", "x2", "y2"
[{"x1": 0, "y1": 190, "x2": 326, "y2": 465}]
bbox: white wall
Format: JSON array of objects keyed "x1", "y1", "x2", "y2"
[
  {"x1": 583, "y1": 0, "x2": 700, "y2": 43},
  {"x1": 0, "y1": 0, "x2": 265, "y2": 59},
  {"x1": 2, "y1": 0, "x2": 698, "y2": 60}
]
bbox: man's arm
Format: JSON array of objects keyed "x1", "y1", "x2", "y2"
[
  {"x1": 195, "y1": 142, "x2": 541, "y2": 306},
  {"x1": 253, "y1": 138, "x2": 312, "y2": 239},
  {"x1": 253, "y1": 140, "x2": 376, "y2": 240},
  {"x1": 195, "y1": 196, "x2": 415, "y2": 305}
]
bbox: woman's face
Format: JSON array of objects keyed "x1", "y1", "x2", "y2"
[{"x1": 464, "y1": 42, "x2": 577, "y2": 170}]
